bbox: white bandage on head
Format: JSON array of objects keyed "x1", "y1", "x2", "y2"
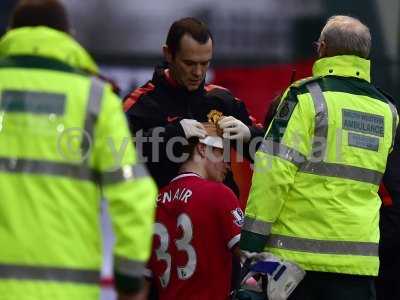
[
  {"x1": 199, "y1": 122, "x2": 224, "y2": 149},
  {"x1": 199, "y1": 135, "x2": 223, "y2": 149}
]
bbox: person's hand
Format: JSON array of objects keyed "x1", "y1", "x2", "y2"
[
  {"x1": 218, "y1": 116, "x2": 251, "y2": 142},
  {"x1": 180, "y1": 119, "x2": 206, "y2": 139}
]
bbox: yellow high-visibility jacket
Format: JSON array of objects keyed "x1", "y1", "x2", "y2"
[
  {"x1": 0, "y1": 27, "x2": 157, "y2": 299},
  {"x1": 241, "y1": 55, "x2": 398, "y2": 276}
]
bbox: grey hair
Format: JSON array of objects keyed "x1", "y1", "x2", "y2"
[{"x1": 319, "y1": 15, "x2": 371, "y2": 59}]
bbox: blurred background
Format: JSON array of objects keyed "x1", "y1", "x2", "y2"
[
  {"x1": 0, "y1": 0, "x2": 398, "y2": 298},
  {"x1": 1, "y1": 0, "x2": 399, "y2": 122}
]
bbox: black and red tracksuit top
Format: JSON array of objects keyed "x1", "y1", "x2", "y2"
[
  {"x1": 379, "y1": 96, "x2": 400, "y2": 208},
  {"x1": 123, "y1": 65, "x2": 264, "y2": 189}
]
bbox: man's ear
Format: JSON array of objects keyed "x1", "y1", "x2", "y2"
[
  {"x1": 196, "y1": 143, "x2": 206, "y2": 158},
  {"x1": 163, "y1": 45, "x2": 173, "y2": 64},
  {"x1": 318, "y1": 41, "x2": 327, "y2": 58}
]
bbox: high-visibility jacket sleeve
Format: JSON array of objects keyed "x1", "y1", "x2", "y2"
[
  {"x1": 240, "y1": 87, "x2": 313, "y2": 252},
  {"x1": 92, "y1": 84, "x2": 157, "y2": 291}
]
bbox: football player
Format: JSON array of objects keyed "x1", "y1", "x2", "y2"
[{"x1": 147, "y1": 122, "x2": 243, "y2": 300}]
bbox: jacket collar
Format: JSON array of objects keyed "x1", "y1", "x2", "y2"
[
  {"x1": 312, "y1": 55, "x2": 371, "y2": 83},
  {"x1": 0, "y1": 26, "x2": 98, "y2": 74},
  {"x1": 163, "y1": 68, "x2": 179, "y2": 87}
]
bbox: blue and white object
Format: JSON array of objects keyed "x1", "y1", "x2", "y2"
[{"x1": 241, "y1": 253, "x2": 305, "y2": 300}]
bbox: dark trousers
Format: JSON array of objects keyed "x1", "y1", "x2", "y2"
[
  {"x1": 289, "y1": 271, "x2": 375, "y2": 300},
  {"x1": 376, "y1": 205, "x2": 400, "y2": 300}
]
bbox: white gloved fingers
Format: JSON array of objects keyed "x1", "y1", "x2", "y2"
[
  {"x1": 218, "y1": 117, "x2": 237, "y2": 129},
  {"x1": 187, "y1": 127, "x2": 206, "y2": 138},
  {"x1": 222, "y1": 130, "x2": 238, "y2": 139},
  {"x1": 194, "y1": 122, "x2": 206, "y2": 131},
  {"x1": 222, "y1": 132, "x2": 238, "y2": 139},
  {"x1": 224, "y1": 133, "x2": 242, "y2": 140},
  {"x1": 219, "y1": 116, "x2": 251, "y2": 141},
  {"x1": 193, "y1": 122, "x2": 206, "y2": 137},
  {"x1": 218, "y1": 116, "x2": 235, "y2": 124},
  {"x1": 222, "y1": 126, "x2": 239, "y2": 134},
  {"x1": 192, "y1": 127, "x2": 206, "y2": 138},
  {"x1": 220, "y1": 122, "x2": 239, "y2": 130},
  {"x1": 180, "y1": 119, "x2": 206, "y2": 139}
]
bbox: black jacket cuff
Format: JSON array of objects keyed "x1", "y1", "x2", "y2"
[{"x1": 114, "y1": 271, "x2": 145, "y2": 294}]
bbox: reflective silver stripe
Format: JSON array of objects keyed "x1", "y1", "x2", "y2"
[
  {"x1": 306, "y1": 82, "x2": 328, "y2": 160},
  {"x1": 81, "y1": 77, "x2": 105, "y2": 159},
  {"x1": 1, "y1": 90, "x2": 66, "y2": 115},
  {"x1": 114, "y1": 256, "x2": 146, "y2": 277},
  {"x1": 0, "y1": 157, "x2": 99, "y2": 182},
  {"x1": 387, "y1": 101, "x2": 398, "y2": 149},
  {"x1": 300, "y1": 82, "x2": 382, "y2": 185},
  {"x1": 243, "y1": 216, "x2": 272, "y2": 236},
  {"x1": 101, "y1": 163, "x2": 149, "y2": 185},
  {"x1": 267, "y1": 234, "x2": 378, "y2": 256},
  {"x1": 259, "y1": 140, "x2": 306, "y2": 167},
  {"x1": 300, "y1": 161, "x2": 382, "y2": 185},
  {"x1": 0, "y1": 264, "x2": 99, "y2": 284}
]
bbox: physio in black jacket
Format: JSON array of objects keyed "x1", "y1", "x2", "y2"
[
  {"x1": 376, "y1": 97, "x2": 400, "y2": 300},
  {"x1": 123, "y1": 17, "x2": 263, "y2": 191},
  {"x1": 123, "y1": 17, "x2": 264, "y2": 299}
]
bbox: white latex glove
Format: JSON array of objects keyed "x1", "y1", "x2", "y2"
[
  {"x1": 180, "y1": 119, "x2": 206, "y2": 139},
  {"x1": 218, "y1": 116, "x2": 251, "y2": 142}
]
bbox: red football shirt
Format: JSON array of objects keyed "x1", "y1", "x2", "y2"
[{"x1": 148, "y1": 173, "x2": 243, "y2": 300}]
